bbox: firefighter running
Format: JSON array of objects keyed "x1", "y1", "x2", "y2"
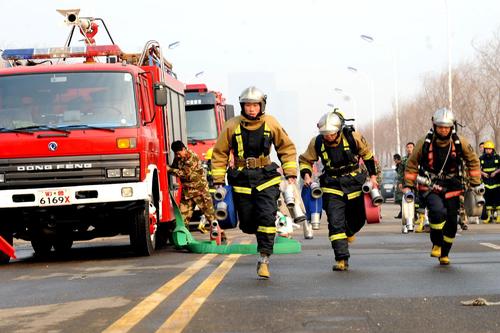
[
  {"x1": 299, "y1": 109, "x2": 377, "y2": 271},
  {"x1": 480, "y1": 140, "x2": 500, "y2": 223},
  {"x1": 167, "y1": 141, "x2": 219, "y2": 235},
  {"x1": 211, "y1": 86, "x2": 297, "y2": 279},
  {"x1": 403, "y1": 108, "x2": 481, "y2": 265}
]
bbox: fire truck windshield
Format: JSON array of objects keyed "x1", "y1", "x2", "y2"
[
  {"x1": 0, "y1": 72, "x2": 137, "y2": 130},
  {"x1": 186, "y1": 107, "x2": 218, "y2": 140}
]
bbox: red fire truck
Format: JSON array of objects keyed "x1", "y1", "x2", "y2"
[
  {"x1": 184, "y1": 84, "x2": 233, "y2": 159},
  {"x1": 0, "y1": 11, "x2": 186, "y2": 263}
]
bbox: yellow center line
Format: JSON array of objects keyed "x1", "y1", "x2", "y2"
[
  {"x1": 103, "y1": 253, "x2": 217, "y2": 333},
  {"x1": 155, "y1": 243, "x2": 249, "y2": 333}
]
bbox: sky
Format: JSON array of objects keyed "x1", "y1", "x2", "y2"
[{"x1": 1, "y1": 0, "x2": 499, "y2": 153}]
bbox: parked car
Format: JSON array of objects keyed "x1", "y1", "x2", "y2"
[{"x1": 380, "y1": 168, "x2": 397, "y2": 202}]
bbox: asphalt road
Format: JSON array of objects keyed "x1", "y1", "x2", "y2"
[{"x1": 1, "y1": 202, "x2": 500, "y2": 333}]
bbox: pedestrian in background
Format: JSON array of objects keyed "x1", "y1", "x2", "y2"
[
  {"x1": 394, "y1": 154, "x2": 403, "y2": 219},
  {"x1": 480, "y1": 140, "x2": 500, "y2": 223}
]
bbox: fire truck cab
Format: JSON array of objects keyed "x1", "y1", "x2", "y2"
[
  {"x1": 0, "y1": 13, "x2": 186, "y2": 263},
  {"x1": 184, "y1": 84, "x2": 233, "y2": 159}
]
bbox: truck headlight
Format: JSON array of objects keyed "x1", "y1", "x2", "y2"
[
  {"x1": 0, "y1": 174, "x2": 4, "y2": 183},
  {"x1": 107, "y1": 169, "x2": 121, "y2": 178},
  {"x1": 122, "y1": 168, "x2": 136, "y2": 177}
]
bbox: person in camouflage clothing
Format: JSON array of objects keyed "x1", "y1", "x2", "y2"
[{"x1": 167, "y1": 141, "x2": 217, "y2": 233}]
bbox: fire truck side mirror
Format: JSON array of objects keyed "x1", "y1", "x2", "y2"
[
  {"x1": 154, "y1": 83, "x2": 168, "y2": 106},
  {"x1": 225, "y1": 104, "x2": 235, "y2": 120}
]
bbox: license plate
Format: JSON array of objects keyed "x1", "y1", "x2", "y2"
[{"x1": 38, "y1": 189, "x2": 72, "y2": 206}]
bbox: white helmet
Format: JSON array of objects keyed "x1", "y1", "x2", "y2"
[
  {"x1": 239, "y1": 86, "x2": 267, "y2": 114},
  {"x1": 317, "y1": 110, "x2": 343, "y2": 135},
  {"x1": 432, "y1": 108, "x2": 455, "y2": 127}
]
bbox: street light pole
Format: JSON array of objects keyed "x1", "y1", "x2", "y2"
[
  {"x1": 360, "y1": 34, "x2": 401, "y2": 155},
  {"x1": 347, "y1": 66, "x2": 376, "y2": 155},
  {"x1": 444, "y1": 0, "x2": 453, "y2": 111}
]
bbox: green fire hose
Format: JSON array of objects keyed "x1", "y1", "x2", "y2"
[{"x1": 170, "y1": 193, "x2": 301, "y2": 254}]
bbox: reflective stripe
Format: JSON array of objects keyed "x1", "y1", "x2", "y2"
[
  {"x1": 282, "y1": 161, "x2": 297, "y2": 170},
  {"x1": 443, "y1": 235, "x2": 454, "y2": 244},
  {"x1": 212, "y1": 168, "x2": 227, "y2": 176},
  {"x1": 321, "y1": 143, "x2": 330, "y2": 168},
  {"x1": 430, "y1": 221, "x2": 446, "y2": 230},
  {"x1": 234, "y1": 125, "x2": 244, "y2": 170},
  {"x1": 468, "y1": 169, "x2": 481, "y2": 177},
  {"x1": 483, "y1": 167, "x2": 496, "y2": 172},
  {"x1": 485, "y1": 184, "x2": 500, "y2": 189},
  {"x1": 299, "y1": 162, "x2": 312, "y2": 171},
  {"x1": 233, "y1": 186, "x2": 252, "y2": 194},
  {"x1": 445, "y1": 190, "x2": 462, "y2": 199},
  {"x1": 209, "y1": 188, "x2": 216, "y2": 193},
  {"x1": 347, "y1": 191, "x2": 362, "y2": 200},
  {"x1": 342, "y1": 136, "x2": 350, "y2": 151},
  {"x1": 405, "y1": 172, "x2": 417, "y2": 181},
  {"x1": 322, "y1": 187, "x2": 344, "y2": 196},
  {"x1": 329, "y1": 233, "x2": 347, "y2": 241},
  {"x1": 264, "y1": 123, "x2": 271, "y2": 137},
  {"x1": 257, "y1": 226, "x2": 276, "y2": 234},
  {"x1": 256, "y1": 176, "x2": 282, "y2": 191},
  {"x1": 364, "y1": 153, "x2": 374, "y2": 160}
]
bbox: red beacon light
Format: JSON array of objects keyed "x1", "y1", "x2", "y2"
[{"x1": 1, "y1": 45, "x2": 122, "y2": 61}]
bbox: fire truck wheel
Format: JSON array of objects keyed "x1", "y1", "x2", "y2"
[
  {"x1": 0, "y1": 232, "x2": 13, "y2": 264},
  {"x1": 130, "y1": 202, "x2": 155, "y2": 256},
  {"x1": 31, "y1": 238, "x2": 53, "y2": 257},
  {"x1": 53, "y1": 238, "x2": 74, "y2": 253}
]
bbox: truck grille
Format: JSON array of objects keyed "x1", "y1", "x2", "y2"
[{"x1": 0, "y1": 154, "x2": 140, "y2": 189}]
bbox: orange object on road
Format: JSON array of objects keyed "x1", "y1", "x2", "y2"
[
  {"x1": 364, "y1": 193, "x2": 381, "y2": 224},
  {"x1": 0, "y1": 235, "x2": 16, "y2": 259}
]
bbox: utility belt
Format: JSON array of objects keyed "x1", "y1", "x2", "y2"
[
  {"x1": 235, "y1": 156, "x2": 272, "y2": 169},
  {"x1": 324, "y1": 164, "x2": 360, "y2": 177},
  {"x1": 422, "y1": 171, "x2": 458, "y2": 181}
]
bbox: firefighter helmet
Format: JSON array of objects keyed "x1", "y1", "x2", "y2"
[
  {"x1": 432, "y1": 108, "x2": 455, "y2": 127},
  {"x1": 317, "y1": 110, "x2": 343, "y2": 135},
  {"x1": 239, "y1": 86, "x2": 267, "y2": 115},
  {"x1": 483, "y1": 140, "x2": 495, "y2": 149}
]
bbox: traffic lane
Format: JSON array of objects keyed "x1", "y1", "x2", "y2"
[
  {"x1": 0, "y1": 237, "x2": 220, "y2": 333},
  {"x1": 184, "y1": 219, "x2": 500, "y2": 332},
  {"x1": 1, "y1": 202, "x2": 499, "y2": 332},
  {"x1": 190, "y1": 295, "x2": 500, "y2": 333}
]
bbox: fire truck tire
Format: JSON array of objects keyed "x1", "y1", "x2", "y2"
[
  {"x1": 31, "y1": 238, "x2": 53, "y2": 257},
  {"x1": 0, "y1": 232, "x2": 13, "y2": 264},
  {"x1": 53, "y1": 238, "x2": 74, "y2": 253},
  {"x1": 130, "y1": 202, "x2": 155, "y2": 256}
]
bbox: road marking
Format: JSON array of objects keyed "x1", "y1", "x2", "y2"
[
  {"x1": 156, "y1": 248, "x2": 247, "y2": 333},
  {"x1": 0, "y1": 297, "x2": 130, "y2": 333},
  {"x1": 480, "y1": 242, "x2": 500, "y2": 250},
  {"x1": 103, "y1": 253, "x2": 217, "y2": 333}
]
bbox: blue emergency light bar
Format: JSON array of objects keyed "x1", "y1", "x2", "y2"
[{"x1": 1, "y1": 45, "x2": 122, "y2": 61}]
